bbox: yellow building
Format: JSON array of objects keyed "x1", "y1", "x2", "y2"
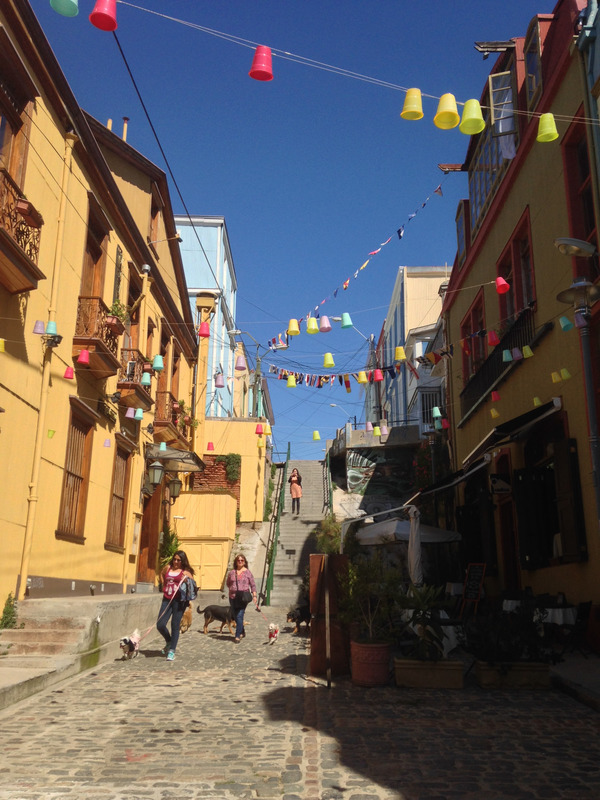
[
  {"x1": 0, "y1": 0, "x2": 199, "y2": 601},
  {"x1": 0, "y1": 0, "x2": 273, "y2": 604},
  {"x1": 442, "y1": 3, "x2": 600, "y2": 603}
]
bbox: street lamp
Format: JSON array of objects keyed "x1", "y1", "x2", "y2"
[
  {"x1": 330, "y1": 403, "x2": 357, "y2": 429},
  {"x1": 556, "y1": 265, "x2": 600, "y2": 532}
]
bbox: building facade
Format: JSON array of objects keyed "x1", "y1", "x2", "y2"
[
  {"x1": 441, "y1": 0, "x2": 600, "y2": 602},
  {"x1": 175, "y1": 215, "x2": 238, "y2": 419},
  {"x1": 379, "y1": 266, "x2": 450, "y2": 429}
]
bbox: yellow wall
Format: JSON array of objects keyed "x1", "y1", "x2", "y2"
[
  {"x1": 173, "y1": 493, "x2": 237, "y2": 590},
  {"x1": 0, "y1": 6, "x2": 197, "y2": 601},
  {"x1": 203, "y1": 418, "x2": 267, "y2": 523}
]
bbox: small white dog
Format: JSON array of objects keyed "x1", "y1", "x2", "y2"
[
  {"x1": 119, "y1": 629, "x2": 141, "y2": 659},
  {"x1": 268, "y1": 623, "x2": 279, "y2": 644}
]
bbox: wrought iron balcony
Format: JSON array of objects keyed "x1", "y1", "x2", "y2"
[
  {"x1": 0, "y1": 168, "x2": 45, "y2": 293},
  {"x1": 72, "y1": 296, "x2": 122, "y2": 379},
  {"x1": 459, "y1": 307, "x2": 537, "y2": 424},
  {"x1": 154, "y1": 391, "x2": 191, "y2": 447},
  {"x1": 117, "y1": 348, "x2": 153, "y2": 410}
]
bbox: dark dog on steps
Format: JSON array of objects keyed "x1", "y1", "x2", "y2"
[
  {"x1": 286, "y1": 605, "x2": 311, "y2": 634},
  {"x1": 197, "y1": 605, "x2": 235, "y2": 636}
]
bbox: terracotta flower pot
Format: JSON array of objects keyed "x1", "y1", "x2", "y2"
[{"x1": 350, "y1": 640, "x2": 391, "y2": 686}]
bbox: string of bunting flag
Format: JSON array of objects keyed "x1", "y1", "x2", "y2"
[{"x1": 267, "y1": 178, "x2": 447, "y2": 350}]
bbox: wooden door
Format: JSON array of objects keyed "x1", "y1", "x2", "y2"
[{"x1": 137, "y1": 486, "x2": 162, "y2": 585}]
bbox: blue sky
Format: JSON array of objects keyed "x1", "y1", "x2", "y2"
[{"x1": 32, "y1": 0, "x2": 555, "y2": 459}]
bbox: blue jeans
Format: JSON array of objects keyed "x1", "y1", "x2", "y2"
[
  {"x1": 230, "y1": 600, "x2": 247, "y2": 638},
  {"x1": 157, "y1": 598, "x2": 187, "y2": 652}
]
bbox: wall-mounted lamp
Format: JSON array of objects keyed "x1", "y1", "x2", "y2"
[
  {"x1": 43, "y1": 333, "x2": 63, "y2": 348},
  {"x1": 143, "y1": 423, "x2": 155, "y2": 435},
  {"x1": 148, "y1": 232, "x2": 182, "y2": 246},
  {"x1": 105, "y1": 391, "x2": 121, "y2": 404},
  {"x1": 167, "y1": 475, "x2": 183, "y2": 503},
  {"x1": 148, "y1": 460, "x2": 164, "y2": 486}
]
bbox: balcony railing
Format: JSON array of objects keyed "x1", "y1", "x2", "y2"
[
  {"x1": 0, "y1": 168, "x2": 45, "y2": 293},
  {"x1": 459, "y1": 307, "x2": 536, "y2": 423},
  {"x1": 117, "y1": 348, "x2": 153, "y2": 409},
  {"x1": 72, "y1": 296, "x2": 122, "y2": 379},
  {"x1": 153, "y1": 391, "x2": 192, "y2": 446},
  {"x1": 74, "y1": 296, "x2": 120, "y2": 358}
]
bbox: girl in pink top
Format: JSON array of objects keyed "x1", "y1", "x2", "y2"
[{"x1": 157, "y1": 550, "x2": 195, "y2": 661}]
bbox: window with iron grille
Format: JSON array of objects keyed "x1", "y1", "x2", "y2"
[{"x1": 421, "y1": 390, "x2": 442, "y2": 427}]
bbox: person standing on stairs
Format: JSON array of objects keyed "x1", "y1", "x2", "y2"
[{"x1": 288, "y1": 468, "x2": 303, "y2": 516}]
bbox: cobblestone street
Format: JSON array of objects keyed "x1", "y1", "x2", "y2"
[{"x1": 1, "y1": 607, "x2": 600, "y2": 800}]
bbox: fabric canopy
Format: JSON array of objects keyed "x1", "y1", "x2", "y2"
[{"x1": 355, "y1": 516, "x2": 462, "y2": 546}]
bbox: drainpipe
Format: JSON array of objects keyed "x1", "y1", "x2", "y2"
[
  {"x1": 399, "y1": 268, "x2": 407, "y2": 424},
  {"x1": 18, "y1": 133, "x2": 78, "y2": 600}
]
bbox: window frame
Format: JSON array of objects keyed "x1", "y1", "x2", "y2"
[
  {"x1": 105, "y1": 438, "x2": 133, "y2": 552},
  {"x1": 56, "y1": 398, "x2": 99, "y2": 542},
  {"x1": 496, "y1": 211, "x2": 536, "y2": 325},
  {"x1": 561, "y1": 113, "x2": 599, "y2": 283},
  {"x1": 524, "y1": 20, "x2": 543, "y2": 111},
  {"x1": 460, "y1": 290, "x2": 486, "y2": 383}
]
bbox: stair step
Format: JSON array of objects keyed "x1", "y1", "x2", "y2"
[
  {"x1": 0, "y1": 629, "x2": 81, "y2": 644},
  {"x1": 2, "y1": 641, "x2": 76, "y2": 656},
  {"x1": 10, "y1": 615, "x2": 88, "y2": 630}
]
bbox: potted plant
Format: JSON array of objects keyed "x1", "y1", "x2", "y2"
[
  {"x1": 393, "y1": 584, "x2": 464, "y2": 688},
  {"x1": 16, "y1": 197, "x2": 43, "y2": 228},
  {"x1": 105, "y1": 299, "x2": 128, "y2": 335},
  {"x1": 338, "y1": 552, "x2": 397, "y2": 686},
  {"x1": 461, "y1": 604, "x2": 554, "y2": 688}
]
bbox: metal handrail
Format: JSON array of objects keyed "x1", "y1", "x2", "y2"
[{"x1": 262, "y1": 442, "x2": 291, "y2": 605}]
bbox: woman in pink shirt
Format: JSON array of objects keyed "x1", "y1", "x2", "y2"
[
  {"x1": 226, "y1": 554, "x2": 257, "y2": 643},
  {"x1": 157, "y1": 550, "x2": 195, "y2": 661}
]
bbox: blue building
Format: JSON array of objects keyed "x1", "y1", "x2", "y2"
[{"x1": 174, "y1": 215, "x2": 238, "y2": 418}]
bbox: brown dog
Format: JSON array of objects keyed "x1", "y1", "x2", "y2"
[
  {"x1": 197, "y1": 604, "x2": 235, "y2": 636},
  {"x1": 180, "y1": 603, "x2": 193, "y2": 633}
]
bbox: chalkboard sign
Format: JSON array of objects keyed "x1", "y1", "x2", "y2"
[{"x1": 463, "y1": 563, "x2": 486, "y2": 601}]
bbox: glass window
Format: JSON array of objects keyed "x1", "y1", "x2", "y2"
[
  {"x1": 562, "y1": 117, "x2": 599, "y2": 283},
  {"x1": 460, "y1": 293, "x2": 486, "y2": 382},
  {"x1": 489, "y1": 71, "x2": 517, "y2": 136},
  {"x1": 524, "y1": 22, "x2": 542, "y2": 110}
]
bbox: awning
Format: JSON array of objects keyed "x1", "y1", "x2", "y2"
[
  {"x1": 145, "y1": 444, "x2": 204, "y2": 473},
  {"x1": 406, "y1": 454, "x2": 491, "y2": 504},
  {"x1": 462, "y1": 397, "x2": 562, "y2": 467}
]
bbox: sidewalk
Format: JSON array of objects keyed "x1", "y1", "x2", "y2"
[{"x1": 550, "y1": 650, "x2": 600, "y2": 711}]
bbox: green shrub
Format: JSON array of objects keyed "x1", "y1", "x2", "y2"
[
  {"x1": 270, "y1": 463, "x2": 277, "y2": 479},
  {"x1": 215, "y1": 453, "x2": 241, "y2": 483},
  {"x1": 313, "y1": 514, "x2": 341, "y2": 554},
  {"x1": 263, "y1": 497, "x2": 273, "y2": 521},
  {"x1": 159, "y1": 524, "x2": 180, "y2": 569},
  {"x1": 0, "y1": 593, "x2": 18, "y2": 629}
]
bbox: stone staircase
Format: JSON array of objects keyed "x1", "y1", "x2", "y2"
[
  {"x1": 0, "y1": 594, "x2": 160, "y2": 710},
  {"x1": 268, "y1": 459, "x2": 329, "y2": 608}
]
